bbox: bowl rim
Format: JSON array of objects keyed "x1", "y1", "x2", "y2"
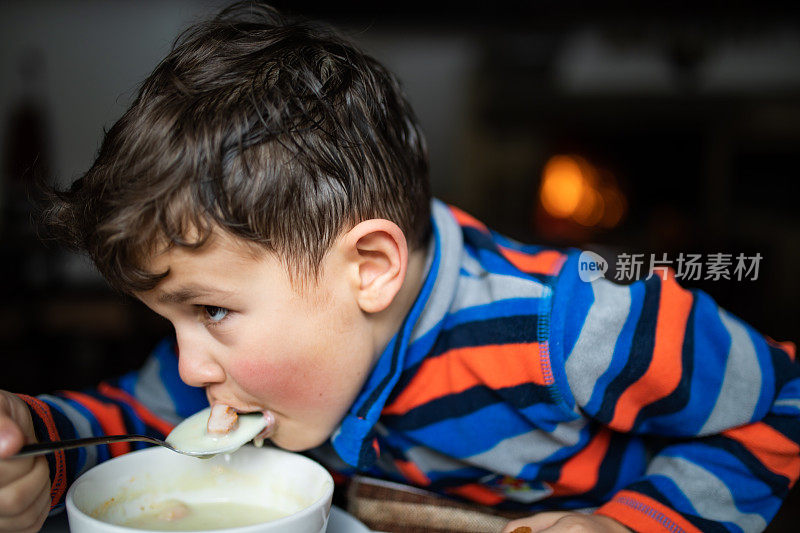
[{"x1": 65, "y1": 445, "x2": 334, "y2": 533}]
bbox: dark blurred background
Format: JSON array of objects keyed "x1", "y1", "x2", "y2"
[{"x1": 1, "y1": 0, "x2": 799, "y2": 528}]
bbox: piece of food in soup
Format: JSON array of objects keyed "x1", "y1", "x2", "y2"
[
  {"x1": 156, "y1": 500, "x2": 190, "y2": 521},
  {"x1": 206, "y1": 404, "x2": 239, "y2": 434}
]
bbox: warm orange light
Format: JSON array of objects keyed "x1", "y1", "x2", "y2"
[
  {"x1": 540, "y1": 156, "x2": 586, "y2": 218},
  {"x1": 538, "y1": 154, "x2": 626, "y2": 229},
  {"x1": 573, "y1": 186, "x2": 605, "y2": 227}
]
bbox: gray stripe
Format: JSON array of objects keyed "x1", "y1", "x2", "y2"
[
  {"x1": 451, "y1": 273, "x2": 544, "y2": 315},
  {"x1": 700, "y1": 310, "x2": 762, "y2": 434},
  {"x1": 410, "y1": 200, "x2": 463, "y2": 343},
  {"x1": 39, "y1": 394, "x2": 97, "y2": 475},
  {"x1": 646, "y1": 455, "x2": 767, "y2": 532},
  {"x1": 460, "y1": 251, "x2": 485, "y2": 277},
  {"x1": 133, "y1": 355, "x2": 184, "y2": 425},
  {"x1": 564, "y1": 278, "x2": 631, "y2": 407},
  {"x1": 405, "y1": 445, "x2": 469, "y2": 473},
  {"x1": 467, "y1": 418, "x2": 587, "y2": 477},
  {"x1": 774, "y1": 398, "x2": 800, "y2": 412}
]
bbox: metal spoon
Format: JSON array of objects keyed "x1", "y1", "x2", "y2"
[
  {"x1": 14, "y1": 434, "x2": 220, "y2": 459},
  {"x1": 11, "y1": 407, "x2": 269, "y2": 459}
]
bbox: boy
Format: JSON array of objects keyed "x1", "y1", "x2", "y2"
[{"x1": 0, "y1": 3, "x2": 798, "y2": 532}]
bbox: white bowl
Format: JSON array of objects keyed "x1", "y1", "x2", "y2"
[{"x1": 66, "y1": 446, "x2": 333, "y2": 533}]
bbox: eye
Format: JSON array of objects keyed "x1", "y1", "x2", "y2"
[{"x1": 202, "y1": 305, "x2": 229, "y2": 324}]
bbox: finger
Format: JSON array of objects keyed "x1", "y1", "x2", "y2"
[
  {"x1": 0, "y1": 479, "x2": 50, "y2": 532},
  {"x1": 0, "y1": 453, "x2": 35, "y2": 488},
  {"x1": 0, "y1": 457, "x2": 49, "y2": 516},
  {"x1": 503, "y1": 512, "x2": 571, "y2": 533},
  {"x1": 0, "y1": 414, "x2": 26, "y2": 459}
]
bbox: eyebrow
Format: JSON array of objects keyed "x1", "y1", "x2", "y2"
[{"x1": 157, "y1": 285, "x2": 234, "y2": 304}]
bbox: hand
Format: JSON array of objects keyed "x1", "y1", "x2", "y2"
[
  {"x1": 0, "y1": 391, "x2": 51, "y2": 532},
  {"x1": 503, "y1": 511, "x2": 631, "y2": 533}
]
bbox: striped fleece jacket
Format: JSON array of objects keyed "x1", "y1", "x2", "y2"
[{"x1": 21, "y1": 200, "x2": 799, "y2": 532}]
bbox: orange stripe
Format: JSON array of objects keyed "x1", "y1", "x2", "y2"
[
  {"x1": 97, "y1": 383, "x2": 175, "y2": 436},
  {"x1": 449, "y1": 205, "x2": 489, "y2": 233},
  {"x1": 383, "y1": 343, "x2": 544, "y2": 416},
  {"x1": 724, "y1": 422, "x2": 800, "y2": 484},
  {"x1": 372, "y1": 438, "x2": 381, "y2": 457},
  {"x1": 550, "y1": 428, "x2": 611, "y2": 497},
  {"x1": 499, "y1": 247, "x2": 567, "y2": 276},
  {"x1": 60, "y1": 391, "x2": 131, "y2": 457},
  {"x1": 597, "y1": 489, "x2": 702, "y2": 533},
  {"x1": 395, "y1": 460, "x2": 431, "y2": 486},
  {"x1": 610, "y1": 274, "x2": 693, "y2": 431},
  {"x1": 446, "y1": 484, "x2": 504, "y2": 506},
  {"x1": 17, "y1": 395, "x2": 67, "y2": 509},
  {"x1": 766, "y1": 336, "x2": 796, "y2": 361}
]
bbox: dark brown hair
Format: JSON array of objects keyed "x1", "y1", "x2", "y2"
[{"x1": 43, "y1": 2, "x2": 430, "y2": 293}]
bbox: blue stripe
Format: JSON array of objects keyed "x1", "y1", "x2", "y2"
[
  {"x1": 774, "y1": 378, "x2": 800, "y2": 417},
  {"x1": 560, "y1": 274, "x2": 595, "y2": 365},
  {"x1": 57, "y1": 395, "x2": 110, "y2": 464},
  {"x1": 431, "y1": 315, "x2": 541, "y2": 357},
  {"x1": 613, "y1": 436, "x2": 648, "y2": 492},
  {"x1": 401, "y1": 401, "x2": 562, "y2": 458},
  {"x1": 658, "y1": 291, "x2": 729, "y2": 435},
  {"x1": 444, "y1": 298, "x2": 545, "y2": 330},
  {"x1": 583, "y1": 281, "x2": 645, "y2": 417},
  {"x1": 385, "y1": 383, "x2": 556, "y2": 432},
  {"x1": 117, "y1": 372, "x2": 138, "y2": 397}
]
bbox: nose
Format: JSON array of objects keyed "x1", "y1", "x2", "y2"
[{"x1": 175, "y1": 327, "x2": 225, "y2": 388}]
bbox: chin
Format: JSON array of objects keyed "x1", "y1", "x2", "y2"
[{"x1": 272, "y1": 431, "x2": 328, "y2": 452}]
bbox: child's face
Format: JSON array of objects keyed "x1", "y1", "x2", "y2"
[{"x1": 135, "y1": 232, "x2": 378, "y2": 451}]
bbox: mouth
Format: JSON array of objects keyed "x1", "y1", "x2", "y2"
[
  {"x1": 255, "y1": 410, "x2": 277, "y2": 440},
  {"x1": 206, "y1": 394, "x2": 277, "y2": 440}
]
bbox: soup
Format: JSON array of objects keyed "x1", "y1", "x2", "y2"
[{"x1": 117, "y1": 499, "x2": 287, "y2": 531}]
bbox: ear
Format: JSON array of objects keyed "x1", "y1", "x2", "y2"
[{"x1": 341, "y1": 219, "x2": 408, "y2": 314}]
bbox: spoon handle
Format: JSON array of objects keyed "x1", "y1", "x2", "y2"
[{"x1": 11, "y1": 435, "x2": 165, "y2": 458}]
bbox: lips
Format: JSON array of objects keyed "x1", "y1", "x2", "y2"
[
  {"x1": 206, "y1": 392, "x2": 276, "y2": 439},
  {"x1": 256, "y1": 410, "x2": 277, "y2": 440}
]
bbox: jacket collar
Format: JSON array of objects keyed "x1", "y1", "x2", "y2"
[{"x1": 330, "y1": 200, "x2": 462, "y2": 468}]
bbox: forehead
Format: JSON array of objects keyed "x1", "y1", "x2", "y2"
[
  {"x1": 145, "y1": 231, "x2": 274, "y2": 287},
  {"x1": 153, "y1": 228, "x2": 262, "y2": 262}
]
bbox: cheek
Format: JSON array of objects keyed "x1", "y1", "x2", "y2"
[{"x1": 227, "y1": 352, "x2": 331, "y2": 410}]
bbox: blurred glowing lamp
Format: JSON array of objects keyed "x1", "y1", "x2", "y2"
[
  {"x1": 539, "y1": 155, "x2": 585, "y2": 218},
  {"x1": 539, "y1": 154, "x2": 625, "y2": 228}
]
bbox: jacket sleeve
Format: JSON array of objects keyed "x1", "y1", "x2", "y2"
[
  {"x1": 17, "y1": 338, "x2": 208, "y2": 511},
  {"x1": 550, "y1": 252, "x2": 799, "y2": 533}
]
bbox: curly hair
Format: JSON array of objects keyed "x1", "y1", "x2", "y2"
[{"x1": 42, "y1": 2, "x2": 430, "y2": 293}]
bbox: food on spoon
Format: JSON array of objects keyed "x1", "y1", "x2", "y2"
[
  {"x1": 166, "y1": 407, "x2": 267, "y2": 455},
  {"x1": 206, "y1": 404, "x2": 239, "y2": 435}
]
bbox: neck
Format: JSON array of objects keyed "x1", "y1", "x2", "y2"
[{"x1": 371, "y1": 245, "x2": 429, "y2": 360}]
